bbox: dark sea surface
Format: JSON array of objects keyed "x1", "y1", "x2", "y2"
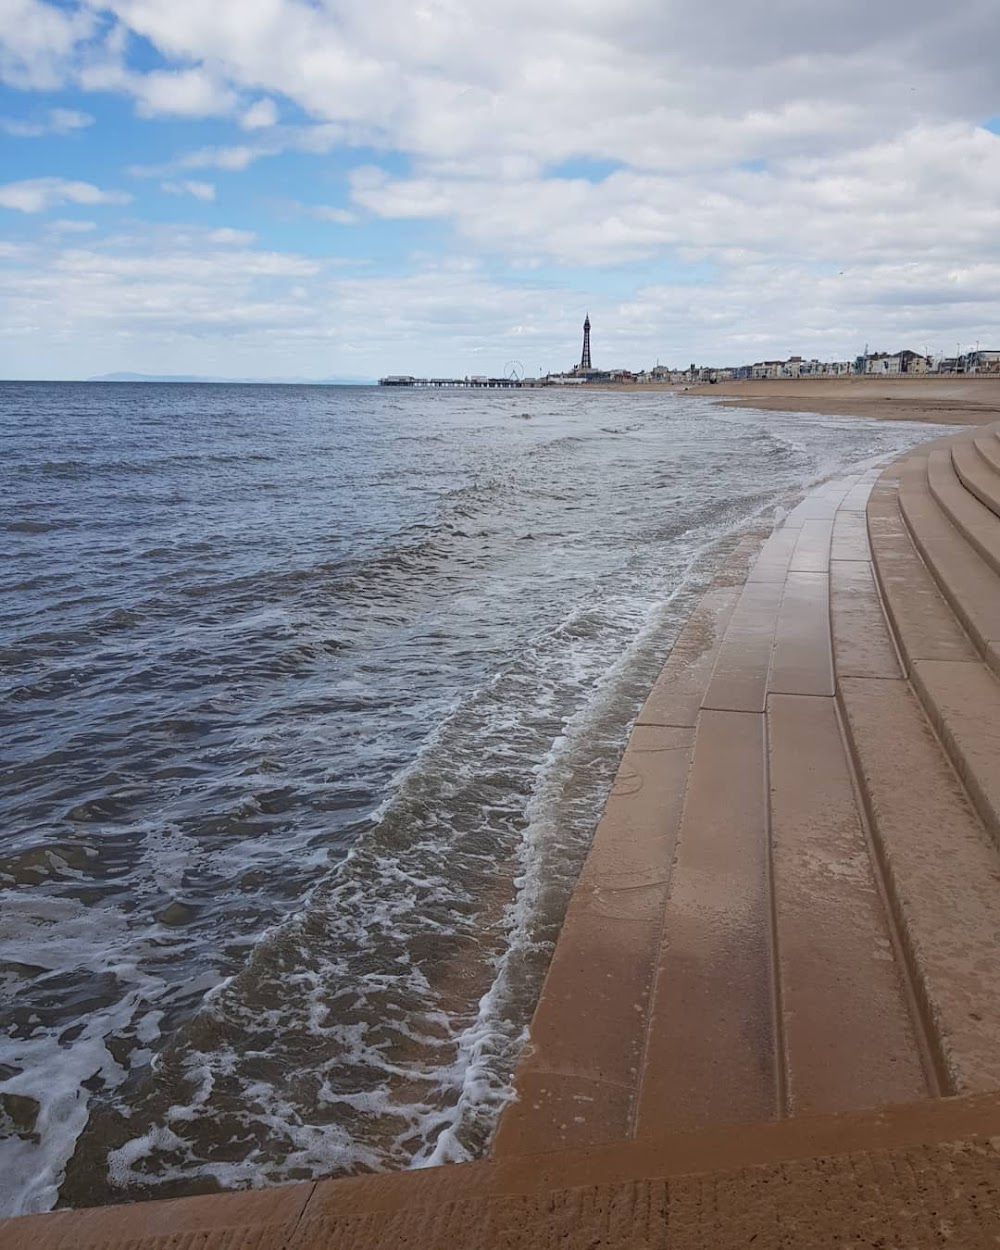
[{"x1": 0, "y1": 382, "x2": 946, "y2": 1214}]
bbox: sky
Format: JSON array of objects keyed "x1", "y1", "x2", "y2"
[{"x1": 2, "y1": 1, "x2": 1000, "y2": 380}]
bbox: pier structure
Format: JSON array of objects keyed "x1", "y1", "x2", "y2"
[
  {"x1": 9, "y1": 422, "x2": 1000, "y2": 1245},
  {"x1": 378, "y1": 375, "x2": 525, "y2": 388}
]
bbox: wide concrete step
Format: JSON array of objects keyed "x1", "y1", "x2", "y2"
[
  {"x1": 866, "y1": 479, "x2": 977, "y2": 673},
  {"x1": 953, "y1": 431, "x2": 1000, "y2": 521},
  {"x1": 10, "y1": 1093, "x2": 1000, "y2": 1249},
  {"x1": 860, "y1": 457, "x2": 1000, "y2": 1094},
  {"x1": 974, "y1": 427, "x2": 1000, "y2": 476},
  {"x1": 908, "y1": 657, "x2": 1000, "y2": 850},
  {"x1": 928, "y1": 442, "x2": 1000, "y2": 577},
  {"x1": 897, "y1": 453, "x2": 1000, "y2": 676},
  {"x1": 873, "y1": 450, "x2": 1000, "y2": 844}
]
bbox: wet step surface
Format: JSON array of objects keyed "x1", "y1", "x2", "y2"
[{"x1": 498, "y1": 432, "x2": 1000, "y2": 1154}]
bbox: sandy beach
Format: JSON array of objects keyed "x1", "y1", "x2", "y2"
[{"x1": 672, "y1": 375, "x2": 1000, "y2": 424}]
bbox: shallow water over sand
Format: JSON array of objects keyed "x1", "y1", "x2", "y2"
[{"x1": 0, "y1": 382, "x2": 946, "y2": 1214}]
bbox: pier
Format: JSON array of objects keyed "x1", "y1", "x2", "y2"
[{"x1": 378, "y1": 375, "x2": 526, "y2": 388}]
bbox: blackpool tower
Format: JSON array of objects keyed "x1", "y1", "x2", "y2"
[{"x1": 579, "y1": 313, "x2": 592, "y2": 371}]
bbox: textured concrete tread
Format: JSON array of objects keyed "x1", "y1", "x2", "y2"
[
  {"x1": 953, "y1": 434, "x2": 1000, "y2": 523},
  {"x1": 637, "y1": 586, "x2": 741, "y2": 728},
  {"x1": 635, "y1": 709, "x2": 776, "y2": 1138},
  {"x1": 701, "y1": 579, "x2": 783, "y2": 713},
  {"x1": 290, "y1": 1141, "x2": 1000, "y2": 1250},
  {"x1": 768, "y1": 570, "x2": 834, "y2": 695},
  {"x1": 910, "y1": 658, "x2": 1000, "y2": 849},
  {"x1": 897, "y1": 456, "x2": 1000, "y2": 673},
  {"x1": 838, "y1": 675, "x2": 1000, "y2": 1093},
  {"x1": 867, "y1": 482, "x2": 976, "y2": 669},
  {"x1": 493, "y1": 723, "x2": 695, "y2": 1155},
  {"x1": 14, "y1": 1103, "x2": 1000, "y2": 1250},
  {"x1": 974, "y1": 426, "x2": 1000, "y2": 476},
  {"x1": 768, "y1": 693, "x2": 927, "y2": 1115},
  {"x1": 829, "y1": 558, "x2": 902, "y2": 679},
  {"x1": 928, "y1": 444, "x2": 1000, "y2": 576}
]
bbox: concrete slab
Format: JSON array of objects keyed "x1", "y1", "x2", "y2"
[
  {"x1": 1, "y1": 1184, "x2": 313, "y2": 1250},
  {"x1": 831, "y1": 507, "x2": 870, "y2": 560},
  {"x1": 769, "y1": 570, "x2": 834, "y2": 696},
  {"x1": 830, "y1": 559, "x2": 902, "y2": 680},
  {"x1": 635, "y1": 709, "x2": 776, "y2": 1137},
  {"x1": 576, "y1": 725, "x2": 695, "y2": 892},
  {"x1": 636, "y1": 586, "x2": 741, "y2": 727},
  {"x1": 289, "y1": 1140, "x2": 1000, "y2": 1249},
  {"x1": 495, "y1": 724, "x2": 695, "y2": 1154},
  {"x1": 15, "y1": 1094, "x2": 1000, "y2": 1249},
  {"x1": 768, "y1": 694, "x2": 928, "y2": 1115},
  {"x1": 841, "y1": 479, "x2": 879, "y2": 512},
  {"x1": 306, "y1": 1092, "x2": 1000, "y2": 1218},
  {"x1": 702, "y1": 579, "x2": 783, "y2": 714},
  {"x1": 746, "y1": 526, "x2": 799, "y2": 584},
  {"x1": 788, "y1": 517, "x2": 833, "y2": 573}
]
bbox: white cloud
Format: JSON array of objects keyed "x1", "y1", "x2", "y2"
[
  {"x1": 46, "y1": 218, "x2": 98, "y2": 232},
  {"x1": 6, "y1": 1, "x2": 1000, "y2": 372},
  {"x1": 241, "y1": 97, "x2": 277, "y2": 129},
  {"x1": 309, "y1": 205, "x2": 357, "y2": 225},
  {"x1": 208, "y1": 227, "x2": 256, "y2": 244},
  {"x1": 180, "y1": 144, "x2": 258, "y2": 171},
  {"x1": 0, "y1": 178, "x2": 131, "y2": 213},
  {"x1": 0, "y1": 106, "x2": 93, "y2": 136},
  {"x1": 0, "y1": 0, "x2": 95, "y2": 89},
  {"x1": 162, "y1": 179, "x2": 217, "y2": 201}
]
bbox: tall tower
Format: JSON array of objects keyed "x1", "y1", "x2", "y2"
[{"x1": 580, "y1": 313, "x2": 592, "y2": 371}]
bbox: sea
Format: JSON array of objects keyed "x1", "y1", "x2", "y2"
[{"x1": 0, "y1": 381, "x2": 947, "y2": 1216}]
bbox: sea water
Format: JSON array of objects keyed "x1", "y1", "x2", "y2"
[{"x1": 0, "y1": 382, "x2": 946, "y2": 1214}]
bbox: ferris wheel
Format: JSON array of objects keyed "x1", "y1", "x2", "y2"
[{"x1": 504, "y1": 360, "x2": 525, "y2": 382}]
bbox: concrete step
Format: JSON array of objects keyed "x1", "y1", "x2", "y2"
[
  {"x1": 635, "y1": 706, "x2": 777, "y2": 1137},
  {"x1": 497, "y1": 546, "x2": 760, "y2": 1156},
  {"x1": 928, "y1": 443, "x2": 1000, "y2": 577},
  {"x1": 767, "y1": 692, "x2": 929, "y2": 1115},
  {"x1": 10, "y1": 1092, "x2": 1000, "y2": 1249},
  {"x1": 908, "y1": 657, "x2": 1000, "y2": 851},
  {"x1": 953, "y1": 432, "x2": 1000, "y2": 522},
  {"x1": 866, "y1": 479, "x2": 977, "y2": 673},
  {"x1": 897, "y1": 454, "x2": 1000, "y2": 676},
  {"x1": 974, "y1": 427, "x2": 1000, "y2": 476},
  {"x1": 837, "y1": 666, "x2": 1000, "y2": 1094}
]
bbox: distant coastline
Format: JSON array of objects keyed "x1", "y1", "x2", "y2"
[{"x1": 84, "y1": 373, "x2": 377, "y2": 385}]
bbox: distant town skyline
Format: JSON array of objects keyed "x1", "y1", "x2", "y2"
[{"x1": 2, "y1": 1, "x2": 1000, "y2": 380}]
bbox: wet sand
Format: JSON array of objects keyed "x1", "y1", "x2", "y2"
[{"x1": 672, "y1": 376, "x2": 1000, "y2": 424}]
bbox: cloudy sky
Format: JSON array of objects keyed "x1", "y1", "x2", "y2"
[{"x1": 2, "y1": 0, "x2": 1000, "y2": 380}]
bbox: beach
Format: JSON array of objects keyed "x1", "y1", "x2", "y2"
[{"x1": 674, "y1": 375, "x2": 1000, "y2": 424}]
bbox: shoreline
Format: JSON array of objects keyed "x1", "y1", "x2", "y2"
[
  {"x1": 584, "y1": 375, "x2": 1000, "y2": 425},
  {"x1": 662, "y1": 376, "x2": 1000, "y2": 424}
]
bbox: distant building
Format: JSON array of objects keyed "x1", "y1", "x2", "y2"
[{"x1": 965, "y1": 350, "x2": 1000, "y2": 375}]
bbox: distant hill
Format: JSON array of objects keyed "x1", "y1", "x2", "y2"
[{"x1": 87, "y1": 372, "x2": 376, "y2": 385}]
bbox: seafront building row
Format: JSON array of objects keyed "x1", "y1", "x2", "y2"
[
  {"x1": 642, "y1": 346, "x2": 1000, "y2": 386},
  {"x1": 380, "y1": 316, "x2": 1000, "y2": 388}
]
